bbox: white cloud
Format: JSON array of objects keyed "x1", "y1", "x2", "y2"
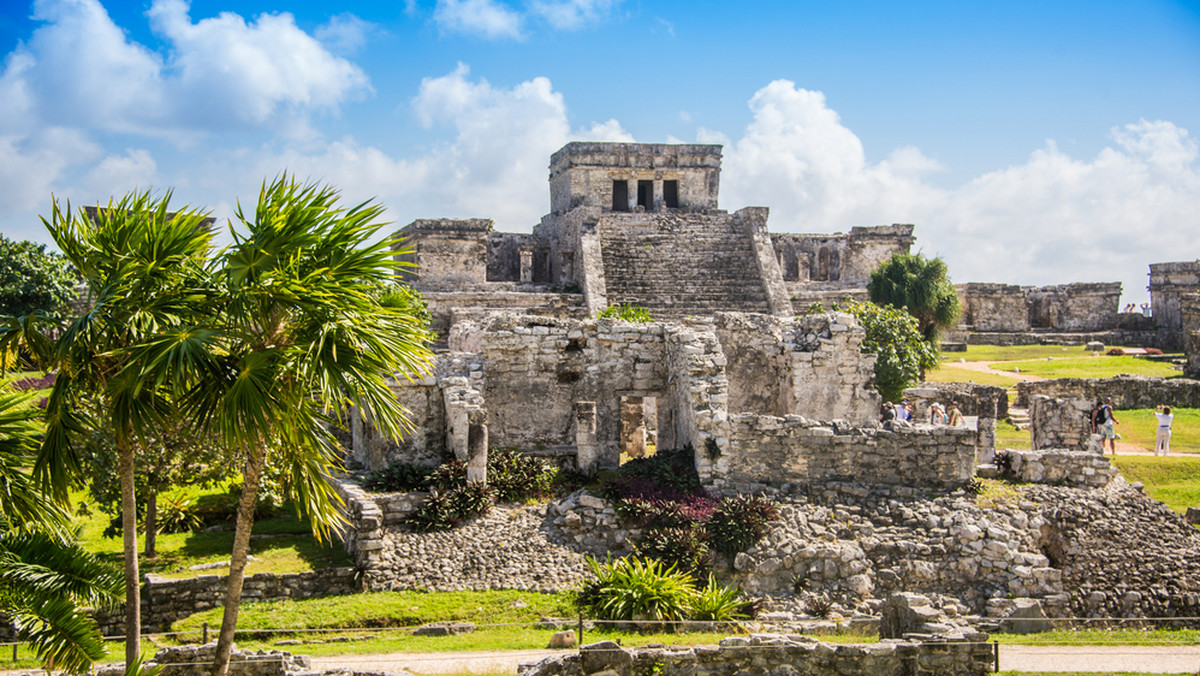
[
  {"x1": 315, "y1": 13, "x2": 380, "y2": 55},
  {"x1": 528, "y1": 0, "x2": 618, "y2": 30},
  {"x1": 714, "y1": 80, "x2": 1200, "y2": 303},
  {"x1": 433, "y1": 0, "x2": 524, "y2": 39},
  {"x1": 83, "y1": 149, "x2": 160, "y2": 199},
  {"x1": 0, "y1": 0, "x2": 370, "y2": 138}
]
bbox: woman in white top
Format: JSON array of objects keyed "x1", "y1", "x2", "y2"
[{"x1": 1155, "y1": 405, "x2": 1174, "y2": 456}]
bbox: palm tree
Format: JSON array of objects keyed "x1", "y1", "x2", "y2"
[
  {"x1": 3, "y1": 192, "x2": 215, "y2": 666},
  {"x1": 867, "y1": 253, "x2": 961, "y2": 342},
  {"x1": 0, "y1": 389, "x2": 123, "y2": 674},
  {"x1": 137, "y1": 176, "x2": 433, "y2": 675}
]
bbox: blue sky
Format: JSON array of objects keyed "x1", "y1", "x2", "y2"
[{"x1": 1, "y1": 0, "x2": 1198, "y2": 303}]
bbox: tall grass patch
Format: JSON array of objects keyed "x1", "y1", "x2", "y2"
[{"x1": 1113, "y1": 455, "x2": 1200, "y2": 514}]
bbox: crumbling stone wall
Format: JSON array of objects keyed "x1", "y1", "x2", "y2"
[
  {"x1": 1027, "y1": 395, "x2": 1097, "y2": 452},
  {"x1": 394, "y1": 219, "x2": 491, "y2": 289},
  {"x1": 904, "y1": 383, "x2": 1008, "y2": 421},
  {"x1": 771, "y1": 225, "x2": 915, "y2": 285},
  {"x1": 713, "y1": 312, "x2": 879, "y2": 425},
  {"x1": 519, "y1": 635, "x2": 994, "y2": 676},
  {"x1": 1183, "y1": 292, "x2": 1200, "y2": 378},
  {"x1": 1149, "y1": 261, "x2": 1200, "y2": 331},
  {"x1": 1016, "y1": 375, "x2": 1200, "y2": 409},
  {"x1": 999, "y1": 450, "x2": 1117, "y2": 488},
  {"x1": 716, "y1": 416, "x2": 976, "y2": 492},
  {"x1": 957, "y1": 282, "x2": 1121, "y2": 333}
]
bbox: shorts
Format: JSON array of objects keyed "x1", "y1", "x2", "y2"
[{"x1": 1101, "y1": 421, "x2": 1115, "y2": 439}]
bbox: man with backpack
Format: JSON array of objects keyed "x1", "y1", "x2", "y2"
[{"x1": 1092, "y1": 397, "x2": 1119, "y2": 454}]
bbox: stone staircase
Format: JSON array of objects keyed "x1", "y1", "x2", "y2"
[
  {"x1": 1008, "y1": 405, "x2": 1030, "y2": 430},
  {"x1": 597, "y1": 212, "x2": 771, "y2": 318}
]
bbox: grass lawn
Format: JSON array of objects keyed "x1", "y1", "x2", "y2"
[
  {"x1": 1112, "y1": 455, "x2": 1200, "y2": 514},
  {"x1": 993, "y1": 627, "x2": 1200, "y2": 645},
  {"x1": 72, "y1": 488, "x2": 353, "y2": 579},
  {"x1": 989, "y1": 355, "x2": 1180, "y2": 379},
  {"x1": 994, "y1": 420, "x2": 1031, "y2": 450},
  {"x1": 923, "y1": 364, "x2": 1021, "y2": 389},
  {"x1": 1111, "y1": 408, "x2": 1200, "y2": 455},
  {"x1": 951, "y1": 344, "x2": 1099, "y2": 362}
]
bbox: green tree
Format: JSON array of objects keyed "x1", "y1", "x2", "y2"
[
  {"x1": 0, "y1": 234, "x2": 81, "y2": 323},
  {"x1": 133, "y1": 176, "x2": 434, "y2": 675},
  {"x1": 1, "y1": 191, "x2": 215, "y2": 666},
  {"x1": 841, "y1": 300, "x2": 937, "y2": 402},
  {"x1": 0, "y1": 389, "x2": 123, "y2": 674},
  {"x1": 76, "y1": 403, "x2": 231, "y2": 557},
  {"x1": 866, "y1": 253, "x2": 960, "y2": 342}
]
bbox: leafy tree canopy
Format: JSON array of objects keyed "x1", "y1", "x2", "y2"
[
  {"x1": 810, "y1": 299, "x2": 937, "y2": 402},
  {"x1": 0, "y1": 234, "x2": 80, "y2": 322},
  {"x1": 867, "y1": 253, "x2": 960, "y2": 342}
]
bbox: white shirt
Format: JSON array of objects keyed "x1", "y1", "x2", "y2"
[{"x1": 1155, "y1": 412, "x2": 1174, "y2": 429}]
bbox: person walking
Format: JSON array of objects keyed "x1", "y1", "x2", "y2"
[
  {"x1": 1096, "y1": 398, "x2": 1119, "y2": 454},
  {"x1": 1155, "y1": 405, "x2": 1174, "y2": 456}
]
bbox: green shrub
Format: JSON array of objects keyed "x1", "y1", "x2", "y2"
[
  {"x1": 707, "y1": 495, "x2": 779, "y2": 556},
  {"x1": 447, "y1": 481, "x2": 497, "y2": 516},
  {"x1": 487, "y1": 447, "x2": 557, "y2": 503},
  {"x1": 634, "y1": 525, "x2": 709, "y2": 577},
  {"x1": 157, "y1": 494, "x2": 203, "y2": 534},
  {"x1": 403, "y1": 492, "x2": 462, "y2": 532},
  {"x1": 428, "y1": 460, "x2": 468, "y2": 490},
  {"x1": 598, "y1": 303, "x2": 653, "y2": 322},
  {"x1": 362, "y1": 462, "x2": 434, "y2": 492},
  {"x1": 575, "y1": 556, "x2": 695, "y2": 623},
  {"x1": 689, "y1": 574, "x2": 748, "y2": 622}
]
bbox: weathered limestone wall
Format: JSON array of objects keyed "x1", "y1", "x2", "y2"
[
  {"x1": 770, "y1": 224, "x2": 914, "y2": 284},
  {"x1": 712, "y1": 312, "x2": 880, "y2": 425},
  {"x1": 957, "y1": 282, "x2": 1121, "y2": 332},
  {"x1": 487, "y1": 232, "x2": 542, "y2": 282},
  {"x1": 424, "y1": 291, "x2": 587, "y2": 337},
  {"x1": 1183, "y1": 292, "x2": 1200, "y2": 378},
  {"x1": 715, "y1": 415, "x2": 976, "y2": 492},
  {"x1": 519, "y1": 636, "x2": 994, "y2": 676},
  {"x1": 548, "y1": 142, "x2": 722, "y2": 215},
  {"x1": 394, "y1": 219, "x2": 492, "y2": 289},
  {"x1": 1027, "y1": 396, "x2": 1098, "y2": 452},
  {"x1": 1149, "y1": 261, "x2": 1200, "y2": 331},
  {"x1": 904, "y1": 383, "x2": 1008, "y2": 420},
  {"x1": 784, "y1": 283, "x2": 870, "y2": 312},
  {"x1": 1016, "y1": 375, "x2": 1200, "y2": 409},
  {"x1": 999, "y1": 449, "x2": 1117, "y2": 488},
  {"x1": 966, "y1": 329, "x2": 1180, "y2": 350}
]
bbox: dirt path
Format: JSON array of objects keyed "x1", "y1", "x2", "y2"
[
  {"x1": 938, "y1": 359, "x2": 1049, "y2": 382},
  {"x1": 299, "y1": 644, "x2": 1200, "y2": 674}
]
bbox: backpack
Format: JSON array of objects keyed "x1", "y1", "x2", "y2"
[{"x1": 1095, "y1": 405, "x2": 1110, "y2": 425}]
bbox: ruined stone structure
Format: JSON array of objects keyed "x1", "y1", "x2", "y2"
[
  {"x1": 345, "y1": 312, "x2": 985, "y2": 491},
  {"x1": 1149, "y1": 261, "x2": 1200, "y2": 331},
  {"x1": 1183, "y1": 291, "x2": 1200, "y2": 377},
  {"x1": 956, "y1": 282, "x2": 1123, "y2": 334},
  {"x1": 395, "y1": 142, "x2": 913, "y2": 336}
]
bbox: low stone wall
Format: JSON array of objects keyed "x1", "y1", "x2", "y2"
[
  {"x1": 1028, "y1": 396, "x2": 1097, "y2": 452},
  {"x1": 967, "y1": 330, "x2": 1181, "y2": 350},
  {"x1": 94, "y1": 569, "x2": 358, "y2": 635},
  {"x1": 519, "y1": 635, "x2": 994, "y2": 676},
  {"x1": 1188, "y1": 331, "x2": 1200, "y2": 378},
  {"x1": 905, "y1": 382, "x2": 1008, "y2": 420},
  {"x1": 329, "y1": 475, "x2": 386, "y2": 568},
  {"x1": 1016, "y1": 375, "x2": 1200, "y2": 409},
  {"x1": 715, "y1": 415, "x2": 976, "y2": 492},
  {"x1": 111, "y1": 644, "x2": 313, "y2": 676},
  {"x1": 999, "y1": 449, "x2": 1117, "y2": 488}
]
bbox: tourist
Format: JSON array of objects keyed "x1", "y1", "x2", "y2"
[
  {"x1": 947, "y1": 403, "x2": 965, "y2": 426},
  {"x1": 899, "y1": 399, "x2": 913, "y2": 421},
  {"x1": 880, "y1": 401, "x2": 895, "y2": 422},
  {"x1": 929, "y1": 402, "x2": 946, "y2": 425},
  {"x1": 1089, "y1": 399, "x2": 1104, "y2": 434},
  {"x1": 1141, "y1": 303, "x2": 1151, "y2": 316},
  {"x1": 1096, "y1": 397, "x2": 1119, "y2": 454},
  {"x1": 1155, "y1": 405, "x2": 1174, "y2": 456}
]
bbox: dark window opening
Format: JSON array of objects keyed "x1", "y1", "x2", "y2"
[
  {"x1": 612, "y1": 181, "x2": 629, "y2": 211},
  {"x1": 637, "y1": 180, "x2": 653, "y2": 210},
  {"x1": 662, "y1": 180, "x2": 679, "y2": 208}
]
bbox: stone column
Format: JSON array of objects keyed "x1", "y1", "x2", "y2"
[
  {"x1": 625, "y1": 180, "x2": 636, "y2": 212},
  {"x1": 574, "y1": 401, "x2": 600, "y2": 472},
  {"x1": 519, "y1": 247, "x2": 533, "y2": 283},
  {"x1": 466, "y1": 407, "x2": 488, "y2": 484},
  {"x1": 652, "y1": 179, "x2": 664, "y2": 211}
]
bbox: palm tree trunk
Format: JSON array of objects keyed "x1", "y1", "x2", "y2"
[
  {"x1": 117, "y1": 441, "x2": 141, "y2": 666},
  {"x1": 144, "y1": 489, "x2": 158, "y2": 558},
  {"x1": 211, "y1": 447, "x2": 266, "y2": 676}
]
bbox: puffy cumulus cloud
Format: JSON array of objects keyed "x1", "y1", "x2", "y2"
[
  {"x1": 82, "y1": 149, "x2": 160, "y2": 199},
  {"x1": 718, "y1": 80, "x2": 944, "y2": 232},
  {"x1": 433, "y1": 0, "x2": 524, "y2": 39},
  {"x1": 0, "y1": 128, "x2": 101, "y2": 241},
  {"x1": 314, "y1": 13, "x2": 380, "y2": 55},
  {"x1": 528, "y1": 0, "x2": 619, "y2": 30},
  {"x1": 715, "y1": 80, "x2": 1200, "y2": 302},
  {"x1": 0, "y1": 0, "x2": 369, "y2": 138}
]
